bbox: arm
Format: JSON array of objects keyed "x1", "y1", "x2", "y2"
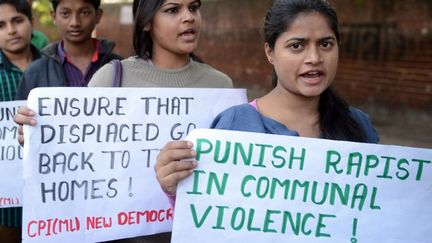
[
  {"x1": 349, "y1": 107, "x2": 380, "y2": 144},
  {"x1": 87, "y1": 63, "x2": 116, "y2": 87}
]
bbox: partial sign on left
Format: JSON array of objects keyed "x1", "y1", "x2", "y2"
[{"x1": 0, "y1": 100, "x2": 25, "y2": 208}]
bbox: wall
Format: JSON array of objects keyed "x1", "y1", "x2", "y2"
[
  {"x1": 334, "y1": 0, "x2": 432, "y2": 117},
  {"x1": 96, "y1": 5, "x2": 134, "y2": 57}
]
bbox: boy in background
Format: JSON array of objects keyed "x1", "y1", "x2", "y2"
[
  {"x1": 15, "y1": 0, "x2": 122, "y2": 99},
  {"x1": 0, "y1": 0, "x2": 41, "y2": 241}
]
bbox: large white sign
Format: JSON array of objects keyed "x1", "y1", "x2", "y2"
[
  {"x1": 0, "y1": 100, "x2": 25, "y2": 208},
  {"x1": 173, "y1": 129, "x2": 432, "y2": 243},
  {"x1": 23, "y1": 87, "x2": 247, "y2": 242}
]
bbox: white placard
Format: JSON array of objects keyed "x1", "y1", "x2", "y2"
[
  {"x1": 22, "y1": 87, "x2": 247, "y2": 242},
  {"x1": 0, "y1": 100, "x2": 25, "y2": 208},
  {"x1": 173, "y1": 129, "x2": 432, "y2": 243}
]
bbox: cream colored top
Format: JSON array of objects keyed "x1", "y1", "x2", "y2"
[{"x1": 88, "y1": 56, "x2": 233, "y2": 88}]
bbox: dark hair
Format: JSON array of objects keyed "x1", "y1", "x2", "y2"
[
  {"x1": 0, "y1": 0, "x2": 32, "y2": 21},
  {"x1": 132, "y1": 0, "x2": 202, "y2": 62},
  {"x1": 51, "y1": 0, "x2": 101, "y2": 11},
  {"x1": 263, "y1": 0, "x2": 366, "y2": 142}
]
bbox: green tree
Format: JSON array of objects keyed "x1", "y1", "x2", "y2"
[{"x1": 32, "y1": 0, "x2": 54, "y2": 27}]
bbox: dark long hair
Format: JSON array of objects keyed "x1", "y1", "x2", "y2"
[
  {"x1": 263, "y1": 0, "x2": 366, "y2": 142},
  {"x1": 132, "y1": 0, "x2": 202, "y2": 62}
]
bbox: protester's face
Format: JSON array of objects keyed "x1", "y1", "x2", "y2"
[
  {"x1": 0, "y1": 4, "x2": 33, "y2": 55},
  {"x1": 265, "y1": 12, "x2": 339, "y2": 99},
  {"x1": 52, "y1": 0, "x2": 102, "y2": 44},
  {"x1": 148, "y1": 0, "x2": 202, "y2": 60}
]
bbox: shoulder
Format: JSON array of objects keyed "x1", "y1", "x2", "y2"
[
  {"x1": 41, "y1": 42, "x2": 60, "y2": 58},
  {"x1": 349, "y1": 107, "x2": 380, "y2": 143},
  {"x1": 89, "y1": 57, "x2": 142, "y2": 87},
  {"x1": 21, "y1": 55, "x2": 64, "y2": 88},
  {"x1": 120, "y1": 56, "x2": 142, "y2": 67},
  {"x1": 211, "y1": 104, "x2": 262, "y2": 131},
  {"x1": 88, "y1": 61, "x2": 116, "y2": 87},
  {"x1": 24, "y1": 56, "x2": 54, "y2": 74},
  {"x1": 121, "y1": 57, "x2": 153, "y2": 76},
  {"x1": 191, "y1": 60, "x2": 233, "y2": 88},
  {"x1": 348, "y1": 107, "x2": 372, "y2": 125},
  {"x1": 17, "y1": 56, "x2": 61, "y2": 100}
]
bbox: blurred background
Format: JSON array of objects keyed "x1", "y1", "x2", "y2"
[{"x1": 32, "y1": 0, "x2": 432, "y2": 148}]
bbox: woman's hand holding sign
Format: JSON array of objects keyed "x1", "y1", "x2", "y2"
[
  {"x1": 13, "y1": 106, "x2": 37, "y2": 146},
  {"x1": 155, "y1": 141, "x2": 197, "y2": 196}
]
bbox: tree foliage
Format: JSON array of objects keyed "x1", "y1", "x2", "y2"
[{"x1": 32, "y1": 0, "x2": 54, "y2": 26}]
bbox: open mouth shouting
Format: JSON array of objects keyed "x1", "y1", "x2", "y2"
[
  {"x1": 179, "y1": 28, "x2": 197, "y2": 42},
  {"x1": 300, "y1": 70, "x2": 325, "y2": 85}
]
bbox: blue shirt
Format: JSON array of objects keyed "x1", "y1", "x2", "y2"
[
  {"x1": 57, "y1": 39, "x2": 105, "y2": 87},
  {"x1": 211, "y1": 104, "x2": 380, "y2": 143}
]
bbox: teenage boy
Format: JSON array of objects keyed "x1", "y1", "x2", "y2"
[
  {"x1": 15, "y1": 0, "x2": 122, "y2": 100},
  {"x1": 0, "y1": 0, "x2": 41, "y2": 241}
]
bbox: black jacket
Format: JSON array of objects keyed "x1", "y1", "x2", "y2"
[{"x1": 16, "y1": 39, "x2": 122, "y2": 100}]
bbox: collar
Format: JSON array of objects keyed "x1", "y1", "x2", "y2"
[{"x1": 57, "y1": 39, "x2": 101, "y2": 64}]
